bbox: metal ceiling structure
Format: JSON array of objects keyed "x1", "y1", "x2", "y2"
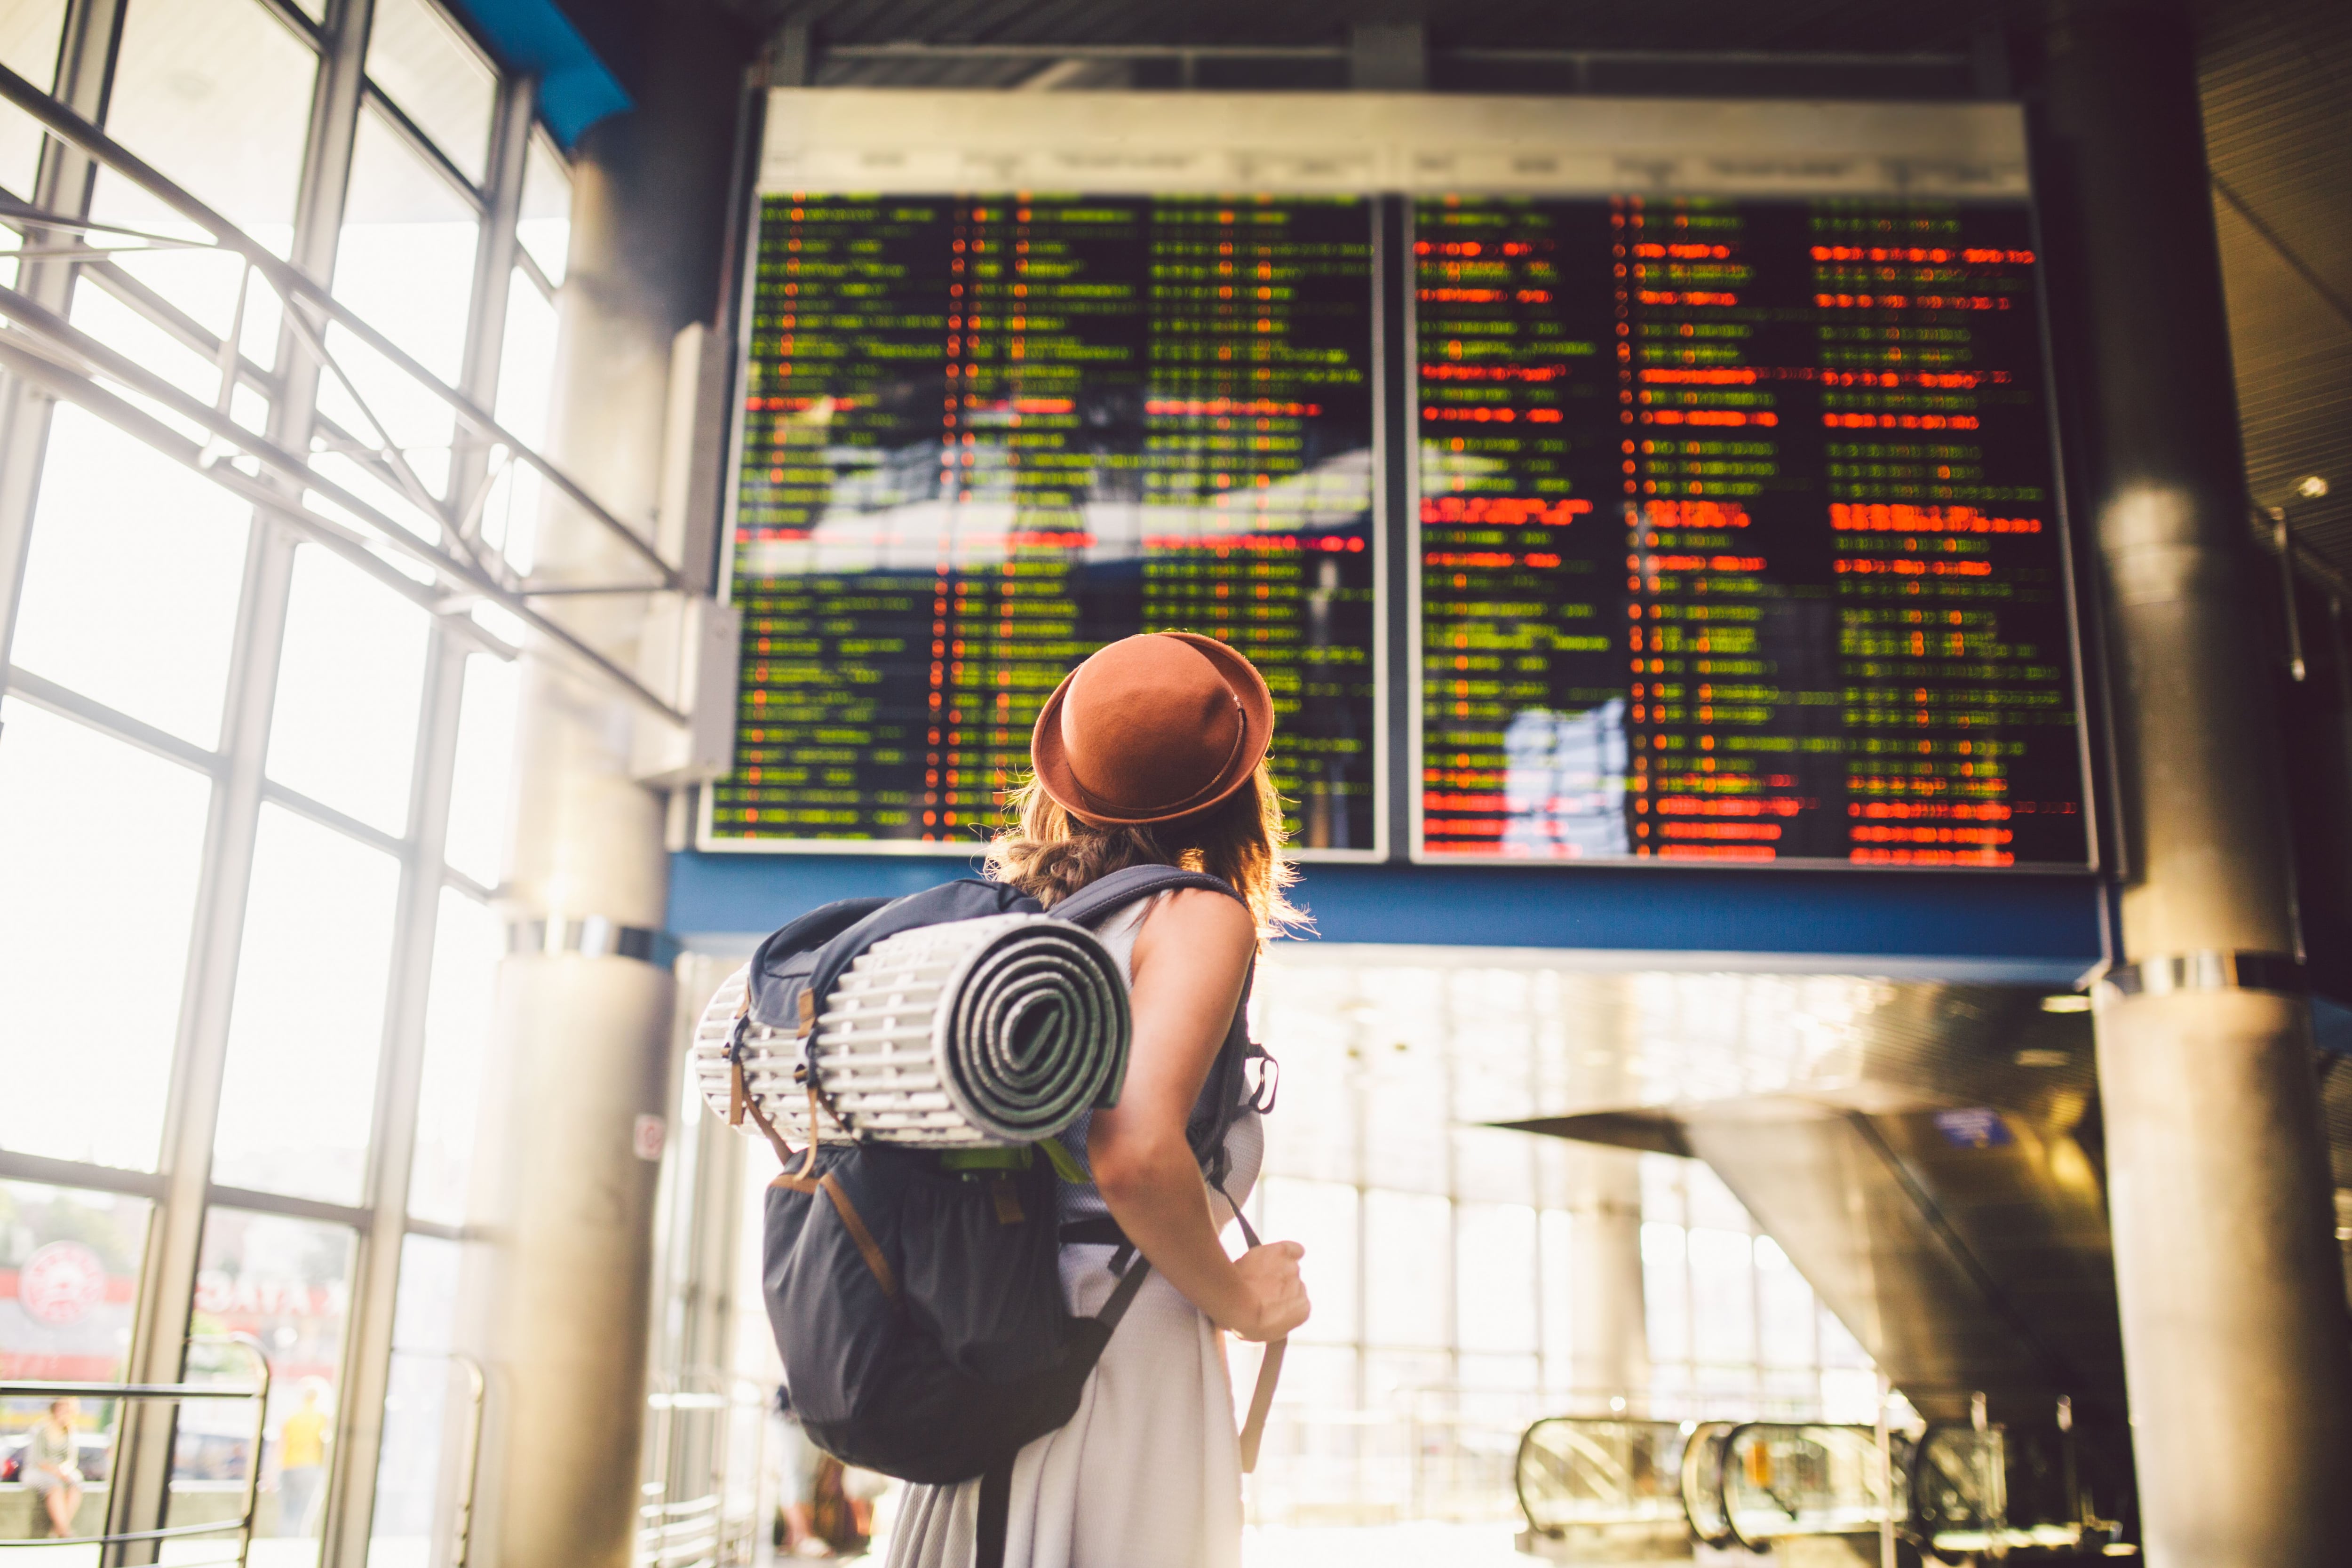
[
  {"x1": 700, "y1": 0, "x2": 2352, "y2": 595},
  {"x1": 2199, "y1": 2, "x2": 2352, "y2": 586}
]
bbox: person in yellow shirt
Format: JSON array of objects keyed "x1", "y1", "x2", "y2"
[{"x1": 276, "y1": 1383, "x2": 330, "y2": 1538}]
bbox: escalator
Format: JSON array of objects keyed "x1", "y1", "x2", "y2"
[
  {"x1": 1516, "y1": 1415, "x2": 2122, "y2": 1564},
  {"x1": 1488, "y1": 976, "x2": 2186, "y2": 1558}
]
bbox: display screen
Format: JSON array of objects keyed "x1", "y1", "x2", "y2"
[
  {"x1": 710, "y1": 194, "x2": 1379, "y2": 852},
  {"x1": 1414, "y1": 195, "x2": 2088, "y2": 867}
]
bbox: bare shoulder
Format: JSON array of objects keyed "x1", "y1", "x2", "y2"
[{"x1": 1132, "y1": 886, "x2": 1256, "y2": 973}]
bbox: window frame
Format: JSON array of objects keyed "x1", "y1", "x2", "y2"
[{"x1": 0, "y1": 3, "x2": 574, "y2": 1564}]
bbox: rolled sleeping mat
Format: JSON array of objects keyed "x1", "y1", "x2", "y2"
[
  {"x1": 689, "y1": 963, "x2": 841, "y2": 1147},
  {"x1": 694, "y1": 914, "x2": 1131, "y2": 1147}
]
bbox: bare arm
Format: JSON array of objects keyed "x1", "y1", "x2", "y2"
[{"x1": 1087, "y1": 888, "x2": 1309, "y2": 1342}]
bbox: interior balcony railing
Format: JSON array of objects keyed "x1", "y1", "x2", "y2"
[{"x1": 0, "y1": 1336, "x2": 269, "y2": 1568}]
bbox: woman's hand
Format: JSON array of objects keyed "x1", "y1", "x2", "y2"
[
  {"x1": 1219, "y1": 1240, "x2": 1310, "y2": 1342},
  {"x1": 1090, "y1": 887, "x2": 1316, "y2": 1341}
]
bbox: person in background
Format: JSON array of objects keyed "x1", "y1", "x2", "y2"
[
  {"x1": 24, "y1": 1396, "x2": 84, "y2": 1537},
  {"x1": 771, "y1": 1385, "x2": 826, "y2": 1558},
  {"x1": 276, "y1": 1381, "x2": 331, "y2": 1537}
]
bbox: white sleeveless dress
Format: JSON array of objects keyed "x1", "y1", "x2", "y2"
[{"x1": 883, "y1": 894, "x2": 1263, "y2": 1568}]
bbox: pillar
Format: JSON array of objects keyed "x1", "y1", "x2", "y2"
[
  {"x1": 467, "y1": 13, "x2": 750, "y2": 1568},
  {"x1": 1564, "y1": 1146, "x2": 1650, "y2": 1399},
  {"x1": 2040, "y1": 7, "x2": 2352, "y2": 1563}
]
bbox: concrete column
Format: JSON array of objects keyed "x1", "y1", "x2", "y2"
[
  {"x1": 1547, "y1": 976, "x2": 1649, "y2": 1400},
  {"x1": 466, "y1": 15, "x2": 749, "y2": 1568},
  {"x1": 1564, "y1": 1147, "x2": 1649, "y2": 1400},
  {"x1": 2041, "y1": 8, "x2": 2352, "y2": 1564}
]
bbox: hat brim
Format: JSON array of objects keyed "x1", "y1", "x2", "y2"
[{"x1": 1030, "y1": 632, "x2": 1275, "y2": 826}]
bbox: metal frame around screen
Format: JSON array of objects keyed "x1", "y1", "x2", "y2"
[
  {"x1": 698, "y1": 189, "x2": 1394, "y2": 860},
  {"x1": 699, "y1": 90, "x2": 2098, "y2": 871}
]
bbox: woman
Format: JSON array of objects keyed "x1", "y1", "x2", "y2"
[
  {"x1": 887, "y1": 631, "x2": 1313, "y2": 1568},
  {"x1": 25, "y1": 1396, "x2": 84, "y2": 1538}
]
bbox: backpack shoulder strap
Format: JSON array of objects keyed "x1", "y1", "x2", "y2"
[{"x1": 1050, "y1": 863, "x2": 1243, "y2": 928}]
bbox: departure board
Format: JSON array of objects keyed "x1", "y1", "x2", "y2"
[
  {"x1": 1414, "y1": 196, "x2": 2088, "y2": 867},
  {"x1": 709, "y1": 194, "x2": 1378, "y2": 853}
]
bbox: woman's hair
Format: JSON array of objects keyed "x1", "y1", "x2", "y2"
[{"x1": 984, "y1": 760, "x2": 1308, "y2": 944}]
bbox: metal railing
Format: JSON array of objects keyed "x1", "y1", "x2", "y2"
[
  {"x1": 636, "y1": 1374, "x2": 765, "y2": 1568},
  {"x1": 442, "y1": 1355, "x2": 487, "y2": 1568},
  {"x1": 0, "y1": 58, "x2": 708, "y2": 728},
  {"x1": 0, "y1": 1334, "x2": 270, "y2": 1568},
  {"x1": 380, "y1": 1350, "x2": 489, "y2": 1568}
]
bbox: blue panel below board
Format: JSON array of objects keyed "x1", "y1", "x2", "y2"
[{"x1": 667, "y1": 851, "x2": 2106, "y2": 982}]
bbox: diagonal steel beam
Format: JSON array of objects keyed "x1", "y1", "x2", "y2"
[
  {"x1": 0, "y1": 298, "x2": 689, "y2": 726},
  {"x1": 0, "y1": 330, "x2": 509, "y2": 648},
  {"x1": 0, "y1": 58, "x2": 685, "y2": 590}
]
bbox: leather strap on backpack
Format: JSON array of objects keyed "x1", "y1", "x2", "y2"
[
  {"x1": 743, "y1": 1073, "x2": 901, "y2": 1301},
  {"x1": 1224, "y1": 1200, "x2": 1286, "y2": 1475},
  {"x1": 1059, "y1": 1204, "x2": 1286, "y2": 1474}
]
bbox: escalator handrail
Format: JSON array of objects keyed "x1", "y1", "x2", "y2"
[
  {"x1": 1679, "y1": 1420, "x2": 1740, "y2": 1550},
  {"x1": 1718, "y1": 1422, "x2": 1893, "y2": 1554}
]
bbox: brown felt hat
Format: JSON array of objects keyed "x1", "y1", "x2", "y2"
[{"x1": 1031, "y1": 632, "x2": 1274, "y2": 826}]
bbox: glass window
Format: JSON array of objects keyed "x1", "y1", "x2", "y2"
[
  {"x1": 1755, "y1": 1235, "x2": 1818, "y2": 1368},
  {"x1": 191, "y1": 1208, "x2": 354, "y2": 1554},
  {"x1": 67, "y1": 274, "x2": 276, "y2": 430},
  {"x1": 212, "y1": 807, "x2": 401, "y2": 1205},
  {"x1": 334, "y1": 104, "x2": 480, "y2": 388},
  {"x1": 406, "y1": 888, "x2": 501, "y2": 1227},
  {"x1": 365, "y1": 0, "x2": 496, "y2": 185},
  {"x1": 369, "y1": 1234, "x2": 479, "y2": 1568},
  {"x1": 1640, "y1": 1221, "x2": 1689, "y2": 1374},
  {"x1": 493, "y1": 266, "x2": 556, "y2": 445},
  {"x1": 93, "y1": 0, "x2": 315, "y2": 256},
  {"x1": 1454, "y1": 1202, "x2": 1536, "y2": 1354},
  {"x1": 1363, "y1": 1190, "x2": 1449, "y2": 1348},
  {"x1": 1259, "y1": 1178, "x2": 1358, "y2": 1345},
  {"x1": 0, "y1": 1180, "x2": 151, "y2": 1382},
  {"x1": 515, "y1": 132, "x2": 571, "y2": 286},
  {"x1": 266, "y1": 541, "x2": 431, "y2": 833},
  {"x1": 474, "y1": 268, "x2": 559, "y2": 572},
  {"x1": 1362, "y1": 1348, "x2": 1449, "y2": 1407},
  {"x1": 88, "y1": 242, "x2": 289, "y2": 391},
  {"x1": 443, "y1": 652, "x2": 517, "y2": 886},
  {"x1": 0, "y1": 0, "x2": 66, "y2": 198},
  {"x1": 9, "y1": 406, "x2": 251, "y2": 747},
  {"x1": 1359, "y1": 1057, "x2": 1448, "y2": 1195},
  {"x1": 0, "y1": 1180, "x2": 147, "y2": 1532},
  {"x1": 317, "y1": 104, "x2": 482, "y2": 517},
  {"x1": 0, "y1": 699, "x2": 209, "y2": 1170},
  {"x1": 1687, "y1": 1226, "x2": 1756, "y2": 1369}
]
